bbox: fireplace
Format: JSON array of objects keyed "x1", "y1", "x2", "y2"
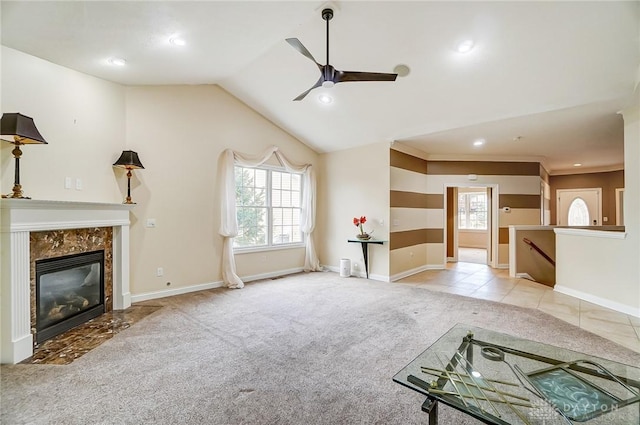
[
  {"x1": 1, "y1": 199, "x2": 134, "y2": 364},
  {"x1": 35, "y1": 250, "x2": 105, "y2": 344}
]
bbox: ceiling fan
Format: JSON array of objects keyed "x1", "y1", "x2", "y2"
[{"x1": 286, "y1": 8, "x2": 397, "y2": 101}]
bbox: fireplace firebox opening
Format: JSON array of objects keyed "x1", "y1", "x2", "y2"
[{"x1": 35, "y1": 250, "x2": 105, "y2": 344}]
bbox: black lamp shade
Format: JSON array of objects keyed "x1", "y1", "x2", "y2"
[
  {"x1": 113, "y1": 150, "x2": 145, "y2": 170},
  {"x1": 0, "y1": 113, "x2": 48, "y2": 144}
]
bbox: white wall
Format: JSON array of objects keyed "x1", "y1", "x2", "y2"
[
  {"x1": 554, "y1": 106, "x2": 640, "y2": 317},
  {"x1": 318, "y1": 142, "x2": 390, "y2": 279},
  {"x1": 1, "y1": 47, "x2": 125, "y2": 202}
]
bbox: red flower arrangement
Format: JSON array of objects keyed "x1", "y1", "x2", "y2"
[{"x1": 353, "y1": 216, "x2": 370, "y2": 239}]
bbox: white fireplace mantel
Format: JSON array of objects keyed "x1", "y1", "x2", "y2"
[{"x1": 1, "y1": 199, "x2": 134, "y2": 364}]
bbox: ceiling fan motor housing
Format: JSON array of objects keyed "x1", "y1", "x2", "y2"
[{"x1": 323, "y1": 65, "x2": 336, "y2": 83}]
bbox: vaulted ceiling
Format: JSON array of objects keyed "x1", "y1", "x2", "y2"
[{"x1": 2, "y1": 1, "x2": 639, "y2": 174}]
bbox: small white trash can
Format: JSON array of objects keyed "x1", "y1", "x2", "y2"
[{"x1": 339, "y1": 258, "x2": 351, "y2": 277}]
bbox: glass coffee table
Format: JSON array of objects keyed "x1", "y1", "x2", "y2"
[{"x1": 393, "y1": 324, "x2": 640, "y2": 424}]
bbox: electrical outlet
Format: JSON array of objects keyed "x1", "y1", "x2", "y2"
[
  {"x1": 64, "y1": 177, "x2": 72, "y2": 189},
  {"x1": 75, "y1": 178, "x2": 83, "y2": 190},
  {"x1": 146, "y1": 219, "x2": 156, "y2": 228},
  {"x1": 157, "y1": 267, "x2": 163, "y2": 277}
]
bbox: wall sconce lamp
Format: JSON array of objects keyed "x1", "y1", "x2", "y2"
[
  {"x1": 1, "y1": 113, "x2": 48, "y2": 199},
  {"x1": 113, "y1": 150, "x2": 145, "y2": 204}
]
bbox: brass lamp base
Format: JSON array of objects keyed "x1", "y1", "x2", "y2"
[{"x1": 2, "y1": 184, "x2": 30, "y2": 199}]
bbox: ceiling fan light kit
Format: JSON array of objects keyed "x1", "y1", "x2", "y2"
[{"x1": 286, "y1": 8, "x2": 397, "y2": 101}]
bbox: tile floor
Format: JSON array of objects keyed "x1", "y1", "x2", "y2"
[
  {"x1": 458, "y1": 247, "x2": 487, "y2": 264},
  {"x1": 396, "y1": 261, "x2": 640, "y2": 354}
]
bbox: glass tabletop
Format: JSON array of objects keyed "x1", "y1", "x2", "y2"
[{"x1": 393, "y1": 324, "x2": 640, "y2": 424}]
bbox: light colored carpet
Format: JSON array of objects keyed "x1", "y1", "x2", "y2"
[{"x1": 2, "y1": 271, "x2": 639, "y2": 424}]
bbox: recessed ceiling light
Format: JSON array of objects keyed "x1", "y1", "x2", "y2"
[
  {"x1": 573, "y1": 163, "x2": 582, "y2": 167},
  {"x1": 169, "y1": 37, "x2": 186, "y2": 46},
  {"x1": 107, "y1": 57, "x2": 126, "y2": 66},
  {"x1": 473, "y1": 139, "x2": 485, "y2": 146},
  {"x1": 456, "y1": 40, "x2": 475, "y2": 53},
  {"x1": 318, "y1": 94, "x2": 333, "y2": 104}
]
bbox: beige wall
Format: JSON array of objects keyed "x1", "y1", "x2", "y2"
[
  {"x1": 1, "y1": 48, "x2": 319, "y2": 298},
  {"x1": 1, "y1": 47, "x2": 125, "y2": 202},
  {"x1": 514, "y1": 228, "x2": 556, "y2": 286},
  {"x1": 459, "y1": 230, "x2": 488, "y2": 249},
  {"x1": 125, "y1": 85, "x2": 318, "y2": 294},
  {"x1": 317, "y1": 142, "x2": 390, "y2": 278}
]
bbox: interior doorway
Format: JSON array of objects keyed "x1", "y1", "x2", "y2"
[
  {"x1": 557, "y1": 188, "x2": 602, "y2": 226},
  {"x1": 445, "y1": 184, "x2": 498, "y2": 267}
]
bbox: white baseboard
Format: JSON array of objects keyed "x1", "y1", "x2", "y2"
[
  {"x1": 131, "y1": 280, "x2": 225, "y2": 303},
  {"x1": 323, "y1": 265, "x2": 389, "y2": 282},
  {"x1": 554, "y1": 285, "x2": 640, "y2": 318},
  {"x1": 390, "y1": 264, "x2": 445, "y2": 282},
  {"x1": 240, "y1": 267, "x2": 304, "y2": 283},
  {"x1": 516, "y1": 273, "x2": 535, "y2": 281},
  {"x1": 131, "y1": 268, "x2": 304, "y2": 303},
  {"x1": 496, "y1": 263, "x2": 509, "y2": 269}
]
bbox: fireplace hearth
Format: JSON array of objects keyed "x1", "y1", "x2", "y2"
[{"x1": 36, "y1": 250, "x2": 105, "y2": 344}]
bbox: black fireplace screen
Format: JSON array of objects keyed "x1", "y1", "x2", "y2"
[{"x1": 36, "y1": 250, "x2": 105, "y2": 344}]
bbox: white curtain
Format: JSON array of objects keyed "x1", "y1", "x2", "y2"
[{"x1": 219, "y1": 146, "x2": 321, "y2": 288}]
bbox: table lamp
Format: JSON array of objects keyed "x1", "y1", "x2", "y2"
[
  {"x1": 1, "y1": 113, "x2": 48, "y2": 199},
  {"x1": 113, "y1": 150, "x2": 145, "y2": 204}
]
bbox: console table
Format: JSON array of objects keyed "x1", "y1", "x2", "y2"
[{"x1": 347, "y1": 238, "x2": 386, "y2": 279}]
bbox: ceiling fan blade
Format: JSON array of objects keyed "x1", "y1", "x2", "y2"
[
  {"x1": 286, "y1": 38, "x2": 321, "y2": 66},
  {"x1": 335, "y1": 71, "x2": 398, "y2": 83},
  {"x1": 293, "y1": 76, "x2": 324, "y2": 101}
]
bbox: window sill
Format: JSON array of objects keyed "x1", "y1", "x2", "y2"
[{"x1": 234, "y1": 243, "x2": 305, "y2": 255}]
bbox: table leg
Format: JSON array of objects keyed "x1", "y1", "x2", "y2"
[
  {"x1": 421, "y1": 397, "x2": 438, "y2": 425},
  {"x1": 360, "y1": 242, "x2": 369, "y2": 279}
]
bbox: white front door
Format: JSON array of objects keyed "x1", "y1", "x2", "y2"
[{"x1": 557, "y1": 188, "x2": 602, "y2": 226}]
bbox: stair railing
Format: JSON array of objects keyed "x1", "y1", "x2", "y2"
[{"x1": 522, "y1": 237, "x2": 556, "y2": 267}]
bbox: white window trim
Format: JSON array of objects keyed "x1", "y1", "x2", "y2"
[
  {"x1": 458, "y1": 192, "x2": 488, "y2": 230},
  {"x1": 233, "y1": 164, "x2": 305, "y2": 253}
]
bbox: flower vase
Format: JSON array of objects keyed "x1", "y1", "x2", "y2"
[{"x1": 356, "y1": 233, "x2": 371, "y2": 240}]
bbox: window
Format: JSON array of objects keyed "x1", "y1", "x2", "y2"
[
  {"x1": 234, "y1": 166, "x2": 303, "y2": 249},
  {"x1": 458, "y1": 192, "x2": 487, "y2": 230},
  {"x1": 567, "y1": 198, "x2": 589, "y2": 226}
]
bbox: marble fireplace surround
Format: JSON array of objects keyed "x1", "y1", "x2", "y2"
[{"x1": 1, "y1": 199, "x2": 134, "y2": 364}]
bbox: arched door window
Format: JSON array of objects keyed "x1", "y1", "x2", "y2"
[{"x1": 568, "y1": 198, "x2": 589, "y2": 226}]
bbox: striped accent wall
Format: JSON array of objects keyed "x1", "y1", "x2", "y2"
[
  {"x1": 390, "y1": 148, "x2": 542, "y2": 277},
  {"x1": 540, "y1": 165, "x2": 551, "y2": 225},
  {"x1": 390, "y1": 150, "x2": 442, "y2": 276}
]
